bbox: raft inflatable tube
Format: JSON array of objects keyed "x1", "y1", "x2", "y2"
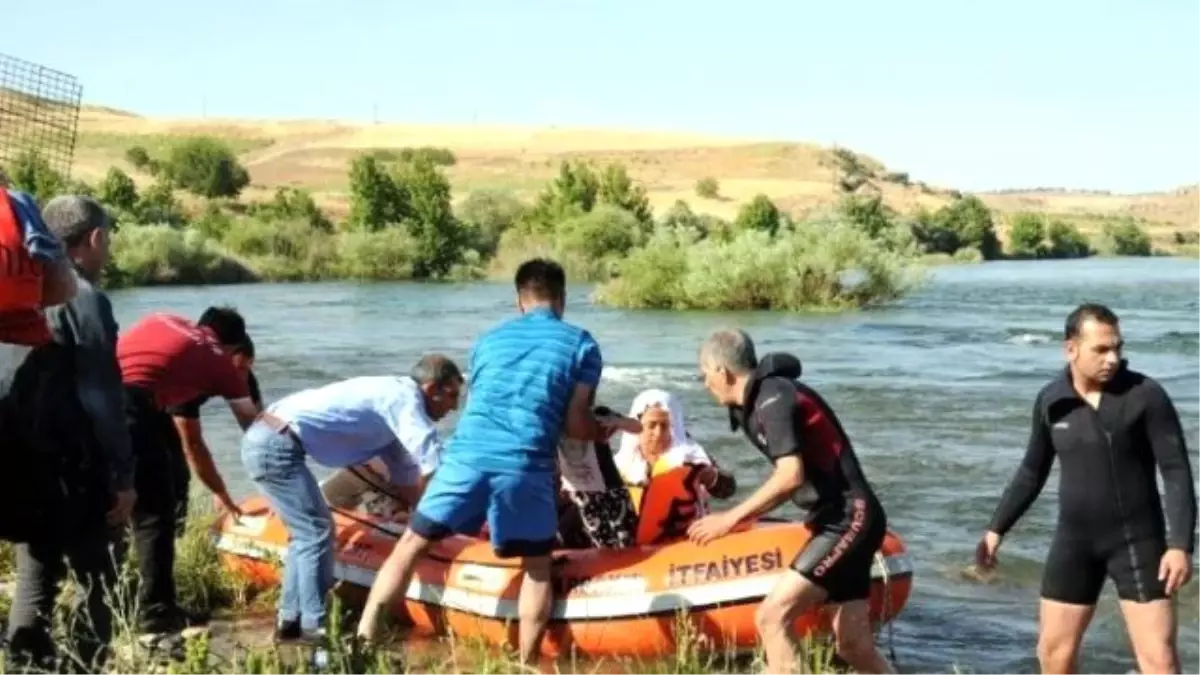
[{"x1": 213, "y1": 498, "x2": 914, "y2": 658}]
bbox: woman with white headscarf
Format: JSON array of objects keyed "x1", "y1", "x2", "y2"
[{"x1": 615, "y1": 389, "x2": 737, "y2": 507}]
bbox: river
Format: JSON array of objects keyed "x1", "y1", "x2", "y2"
[{"x1": 108, "y1": 256, "x2": 1199, "y2": 674}]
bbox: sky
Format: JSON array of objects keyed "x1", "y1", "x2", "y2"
[{"x1": 6, "y1": 0, "x2": 1198, "y2": 193}]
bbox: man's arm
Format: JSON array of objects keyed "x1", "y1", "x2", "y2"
[
  {"x1": 1144, "y1": 381, "x2": 1197, "y2": 554},
  {"x1": 377, "y1": 440, "x2": 424, "y2": 508},
  {"x1": 172, "y1": 415, "x2": 239, "y2": 512},
  {"x1": 564, "y1": 334, "x2": 604, "y2": 440},
  {"x1": 986, "y1": 394, "x2": 1057, "y2": 537},
  {"x1": 47, "y1": 284, "x2": 136, "y2": 493},
  {"x1": 726, "y1": 378, "x2": 806, "y2": 524}
]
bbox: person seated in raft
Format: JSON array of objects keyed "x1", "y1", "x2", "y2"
[
  {"x1": 239, "y1": 353, "x2": 463, "y2": 645},
  {"x1": 556, "y1": 405, "x2": 643, "y2": 550},
  {"x1": 615, "y1": 388, "x2": 737, "y2": 515}
]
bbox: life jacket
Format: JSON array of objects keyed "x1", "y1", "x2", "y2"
[
  {"x1": 631, "y1": 463, "x2": 706, "y2": 545},
  {"x1": 0, "y1": 190, "x2": 51, "y2": 346}
]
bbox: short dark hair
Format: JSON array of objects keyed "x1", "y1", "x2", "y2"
[
  {"x1": 411, "y1": 353, "x2": 463, "y2": 388},
  {"x1": 514, "y1": 258, "x2": 566, "y2": 303},
  {"x1": 1065, "y1": 303, "x2": 1119, "y2": 340},
  {"x1": 198, "y1": 305, "x2": 248, "y2": 346},
  {"x1": 232, "y1": 335, "x2": 255, "y2": 359}
]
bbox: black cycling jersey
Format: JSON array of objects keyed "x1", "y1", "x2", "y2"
[
  {"x1": 730, "y1": 352, "x2": 886, "y2": 601},
  {"x1": 732, "y1": 352, "x2": 882, "y2": 523},
  {"x1": 988, "y1": 362, "x2": 1198, "y2": 603}
]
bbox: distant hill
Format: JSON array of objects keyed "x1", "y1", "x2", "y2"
[{"x1": 51, "y1": 102, "x2": 1199, "y2": 246}]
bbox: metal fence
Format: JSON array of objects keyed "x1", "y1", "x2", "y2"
[{"x1": 0, "y1": 53, "x2": 83, "y2": 180}]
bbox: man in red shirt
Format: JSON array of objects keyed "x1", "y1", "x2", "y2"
[{"x1": 117, "y1": 306, "x2": 260, "y2": 639}]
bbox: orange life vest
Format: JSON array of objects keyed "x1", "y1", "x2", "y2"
[
  {"x1": 632, "y1": 463, "x2": 705, "y2": 545},
  {"x1": 0, "y1": 190, "x2": 51, "y2": 346}
]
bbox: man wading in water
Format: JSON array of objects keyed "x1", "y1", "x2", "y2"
[
  {"x1": 688, "y1": 329, "x2": 894, "y2": 674},
  {"x1": 977, "y1": 303, "x2": 1196, "y2": 674}
]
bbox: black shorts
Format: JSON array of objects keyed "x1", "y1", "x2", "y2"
[
  {"x1": 791, "y1": 497, "x2": 887, "y2": 604},
  {"x1": 1041, "y1": 529, "x2": 1167, "y2": 605}
]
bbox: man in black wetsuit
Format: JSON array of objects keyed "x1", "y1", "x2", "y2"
[
  {"x1": 687, "y1": 328, "x2": 893, "y2": 674},
  {"x1": 977, "y1": 303, "x2": 1196, "y2": 675}
]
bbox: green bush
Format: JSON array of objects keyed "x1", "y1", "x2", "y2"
[
  {"x1": 333, "y1": 228, "x2": 419, "y2": 280},
  {"x1": 595, "y1": 215, "x2": 923, "y2": 311},
  {"x1": 1094, "y1": 218, "x2": 1152, "y2": 256},
  {"x1": 1007, "y1": 213, "x2": 1047, "y2": 258},
  {"x1": 456, "y1": 189, "x2": 528, "y2": 257},
  {"x1": 734, "y1": 194, "x2": 781, "y2": 237},
  {"x1": 109, "y1": 224, "x2": 256, "y2": 286},
  {"x1": 162, "y1": 137, "x2": 251, "y2": 199},
  {"x1": 5, "y1": 150, "x2": 66, "y2": 204},
  {"x1": 1045, "y1": 220, "x2": 1091, "y2": 258},
  {"x1": 912, "y1": 196, "x2": 1002, "y2": 259},
  {"x1": 99, "y1": 167, "x2": 139, "y2": 212},
  {"x1": 695, "y1": 177, "x2": 720, "y2": 199}
]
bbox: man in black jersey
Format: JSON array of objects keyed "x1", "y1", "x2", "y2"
[
  {"x1": 977, "y1": 303, "x2": 1196, "y2": 675},
  {"x1": 687, "y1": 329, "x2": 893, "y2": 674}
]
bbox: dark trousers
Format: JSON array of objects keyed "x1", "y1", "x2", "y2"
[
  {"x1": 6, "y1": 527, "x2": 117, "y2": 672},
  {"x1": 121, "y1": 387, "x2": 190, "y2": 634},
  {"x1": 2, "y1": 343, "x2": 115, "y2": 670}
]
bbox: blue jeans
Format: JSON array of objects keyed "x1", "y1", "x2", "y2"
[{"x1": 240, "y1": 421, "x2": 333, "y2": 631}]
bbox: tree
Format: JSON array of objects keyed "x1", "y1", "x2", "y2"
[
  {"x1": 838, "y1": 195, "x2": 895, "y2": 240},
  {"x1": 1007, "y1": 213, "x2": 1047, "y2": 258},
  {"x1": 347, "y1": 154, "x2": 408, "y2": 231},
  {"x1": 457, "y1": 189, "x2": 528, "y2": 256},
  {"x1": 162, "y1": 137, "x2": 250, "y2": 198},
  {"x1": 394, "y1": 156, "x2": 464, "y2": 279},
  {"x1": 1099, "y1": 219, "x2": 1152, "y2": 256},
  {"x1": 597, "y1": 164, "x2": 652, "y2": 227},
  {"x1": 125, "y1": 146, "x2": 151, "y2": 170},
  {"x1": 7, "y1": 150, "x2": 65, "y2": 204},
  {"x1": 99, "y1": 167, "x2": 139, "y2": 212},
  {"x1": 1046, "y1": 220, "x2": 1091, "y2": 258},
  {"x1": 934, "y1": 196, "x2": 1002, "y2": 259},
  {"x1": 734, "y1": 194, "x2": 781, "y2": 237}
]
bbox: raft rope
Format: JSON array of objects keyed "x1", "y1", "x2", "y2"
[
  {"x1": 346, "y1": 465, "x2": 411, "y2": 507},
  {"x1": 878, "y1": 550, "x2": 897, "y2": 662}
]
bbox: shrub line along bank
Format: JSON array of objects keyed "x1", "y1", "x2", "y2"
[{"x1": 3, "y1": 137, "x2": 1177, "y2": 312}]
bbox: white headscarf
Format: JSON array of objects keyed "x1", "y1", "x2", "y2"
[{"x1": 615, "y1": 388, "x2": 712, "y2": 485}]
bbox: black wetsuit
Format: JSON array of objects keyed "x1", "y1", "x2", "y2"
[
  {"x1": 988, "y1": 362, "x2": 1197, "y2": 604},
  {"x1": 732, "y1": 353, "x2": 887, "y2": 603}
]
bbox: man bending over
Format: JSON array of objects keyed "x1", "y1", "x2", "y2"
[
  {"x1": 242, "y1": 354, "x2": 462, "y2": 644},
  {"x1": 356, "y1": 258, "x2": 615, "y2": 664},
  {"x1": 688, "y1": 329, "x2": 894, "y2": 674}
]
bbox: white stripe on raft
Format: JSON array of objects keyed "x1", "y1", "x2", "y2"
[{"x1": 213, "y1": 533, "x2": 914, "y2": 622}]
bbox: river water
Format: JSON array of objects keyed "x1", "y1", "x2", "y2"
[{"x1": 108, "y1": 256, "x2": 1199, "y2": 674}]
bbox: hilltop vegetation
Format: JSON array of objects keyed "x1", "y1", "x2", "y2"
[{"x1": 2, "y1": 102, "x2": 1194, "y2": 311}]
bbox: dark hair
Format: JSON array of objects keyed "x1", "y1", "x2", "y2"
[
  {"x1": 1064, "y1": 303, "x2": 1119, "y2": 340},
  {"x1": 411, "y1": 353, "x2": 463, "y2": 388},
  {"x1": 514, "y1": 258, "x2": 566, "y2": 303},
  {"x1": 42, "y1": 195, "x2": 110, "y2": 248},
  {"x1": 198, "y1": 306, "x2": 248, "y2": 346},
  {"x1": 232, "y1": 335, "x2": 255, "y2": 359}
]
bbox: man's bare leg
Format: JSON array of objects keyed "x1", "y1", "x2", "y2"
[
  {"x1": 830, "y1": 599, "x2": 895, "y2": 674},
  {"x1": 517, "y1": 554, "x2": 553, "y2": 665},
  {"x1": 755, "y1": 569, "x2": 827, "y2": 673},
  {"x1": 1036, "y1": 598, "x2": 1095, "y2": 674},
  {"x1": 1120, "y1": 598, "x2": 1179, "y2": 674},
  {"x1": 355, "y1": 529, "x2": 432, "y2": 641}
]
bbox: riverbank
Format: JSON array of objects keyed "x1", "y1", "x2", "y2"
[
  {"x1": 8, "y1": 129, "x2": 1191, "y2": 312},
  {"x1": 0, "y1": 504, "x2": 846, "y2": 674}
]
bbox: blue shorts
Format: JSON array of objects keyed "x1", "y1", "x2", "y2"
[{"x1": 410, "y1": 459, "x2": 557, "y2": 558}]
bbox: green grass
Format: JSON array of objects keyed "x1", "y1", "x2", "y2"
[{"x1": 77, "y1": 132, "x2": 276, "y2": 160}]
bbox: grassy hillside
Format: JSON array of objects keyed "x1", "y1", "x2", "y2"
[{"x1": 67, "y1": 104, "x2": 1198, "y2": 250}]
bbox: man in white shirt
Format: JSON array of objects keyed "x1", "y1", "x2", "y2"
[{"x1": 239, "y1": 354, "x2": 462, "y2": 645}]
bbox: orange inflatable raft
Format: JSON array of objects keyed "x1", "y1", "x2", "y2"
[{"x1": 213, "y1": 495, "x2": 914, "y2": 659}]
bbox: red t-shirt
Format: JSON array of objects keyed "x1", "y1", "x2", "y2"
[{"x1": 118, "y1": 313, "x2": 250, "y2": 410}]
